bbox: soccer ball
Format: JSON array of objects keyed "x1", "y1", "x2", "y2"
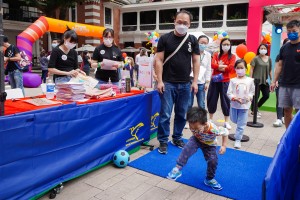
[{"x1": 113, "y1": 150, "x2": 130, "y2": 168}]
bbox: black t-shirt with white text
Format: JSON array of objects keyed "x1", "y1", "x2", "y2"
[
  {"x1": 157, "y1": 31, "x2": 200, "y2": 83},
  {"x1": 48, "y1": 46, "x2": 78, "y2": 79},
  {"x1": 279, "y1": 42, "x2": 300, "y2": 88},
  {"x1": 92, "y1": 44, "x2": 123, "y2": 82},
  {"x1": 4, "y1": 44, "x2": 20, "y2": 72}
]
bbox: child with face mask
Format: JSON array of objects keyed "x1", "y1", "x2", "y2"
[
  {"x1": 167, "y1": 107, "x2": 228, "y2": 191},
  {"x1": 227, "y1": 59, "x2": 255, "y2": 148}
]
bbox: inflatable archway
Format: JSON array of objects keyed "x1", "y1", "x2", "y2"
[
  {"x1": 17, "y1": 16, "x2": 105, "y2": 64},
  {"x1": 247, "y1": 0, "x2": 299, "y2": 52},
  {"x1": 16, "y1": 16, "x2": 105, "y2": 87}
]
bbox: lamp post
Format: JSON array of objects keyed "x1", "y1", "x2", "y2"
[{"x1": 0, "y1": 0, "x2": 6, "y2": 116}]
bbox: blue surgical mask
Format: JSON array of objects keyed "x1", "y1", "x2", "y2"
[
  {"x1": 199, "y1": 44, "x2": 207, "y2": 51},
  {"x1": 287, "y1": 32, "x2": 299, "y2": 41}
]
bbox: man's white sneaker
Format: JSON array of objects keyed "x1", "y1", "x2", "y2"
[
  {"x1": 224, "y1": 122, "x2": 232, "y2": 130},
  {"x1": 273, "y1": 119, "x2": 283, "y2": 127},
  {"x1": 234, "y1": 140, "x2": 241, "y2": 149},
  {"x1": 282, "y1": 117, "x2": 285, "y2": 124}
]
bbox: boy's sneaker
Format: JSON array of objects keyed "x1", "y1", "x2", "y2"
[
  {"x1": 167, "y1": 167, "x2": 182, "y2": 181},
  {"x1": 204, "y1": 178, "x2": 223, "y2": 190},
  {"x1": 171, "y1": 139, "x2": 185, "y2": 148},
  {"x1": 273, "y1": 119, "x2": 283, "y2": 127},
  {"x1": 224, "y1": 122, "x2": 232, "y2": 130},
  {"x1": 234, "y1": 140, "x2": 241, "y2": 149},
  {"x1": 158, "y1": 143, "x2": 168, "y2": 154}
]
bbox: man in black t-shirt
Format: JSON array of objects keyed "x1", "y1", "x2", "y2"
[
  {"x1": 154, "y1": 10, "x2": 200, "y2": 154},
  {"x1": 270, "y1": 20, "x2": 300, "y2": 129},
  {"x1": 3, "y1": 35, "x2": 25, "y2": 96}
]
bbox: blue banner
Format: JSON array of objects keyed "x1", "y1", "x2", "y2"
[
  {"x1": 263, "y1": 111, "x2": 300, "y2": 200},
  {"x1": 0, "y1": 91, "x2": 160, "y2": 200}
]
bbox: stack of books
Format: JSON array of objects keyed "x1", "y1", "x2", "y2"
[{"x1": 55, "y1": 82, "x2": 86, "y2": 101}]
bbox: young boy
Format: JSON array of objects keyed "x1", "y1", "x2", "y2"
[{"x1": 167, "y1": 107, "x2": 228, "y2": 190}]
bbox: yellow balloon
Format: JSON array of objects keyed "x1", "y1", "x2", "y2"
[
  {"x1": 244, "y1": 52, "x2": 256, "y2": 64},
  {"x1": 246, "y1": 64, "x2": 251, "y2": 76}
]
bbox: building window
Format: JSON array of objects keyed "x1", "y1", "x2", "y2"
[
  {"x1": 159, "y1": 9, "x2": 177, "y2": 30},
  {"x1": 227, "y1": 3, "x2": 248, "y2": 27},
  {"x1": 140, "y1": 11, "x2": 156, "y2": 31},
  {"x1": 202, "y1": 5, "x2": 223, "y2": 28},
  {"x1": 181, "y1": 7, "x2": 199, "y2": 29},
  {"x1": 70, "y1": 6, "x2": 76, "y2": 22},
  {"x1": 122, "y1": 12, "x2": 137, "y2": 31},
  {"x1": 105, "y1": 7, "x2": 112, "y2": 25}
]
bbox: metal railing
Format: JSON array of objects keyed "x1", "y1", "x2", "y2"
[
  {"x1": 226, "y1": 19, "x2": 247, "y2": 27},
  {"x1": 202, "y1": 20, "x2": 223, "y2": 28},
  {"x1": 122, "y1": 25, "x2": 137, "y2": 31},
  {"x1": 140, "y1": 24, "x2": 156, "y2": 31},
  {"x1": 3, "y1": 7, "x2": 43, "y2": 23}
]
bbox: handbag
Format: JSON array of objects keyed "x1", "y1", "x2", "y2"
[
  {"x1": 212, "y1": 73, "x2": 224, "y2": 82},
  {"x1": 163, "y1": 33, "x2": 189, "y2": 65}
]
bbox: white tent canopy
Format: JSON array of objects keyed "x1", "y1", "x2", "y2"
[{"x1": 75, "y1": 44, "x2": 96, "y2": 52}]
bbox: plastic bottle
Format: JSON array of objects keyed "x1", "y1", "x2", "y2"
[
  {"x1": 125, "y1": 78, "x2": 131, "y2": 93},
  {"x1": 46, "y1": 79, "x2": 55, "y2": 99},
  {"x1": 120, "y1": 78, "x2": 126, "y2": 93},
  {"x1": 108, "y1": 77, "x2": 112, "y2": 86}
]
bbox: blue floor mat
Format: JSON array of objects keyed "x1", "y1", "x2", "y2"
[{"x1": 129, "y1": 141, "x2": 272, "y2": 200}]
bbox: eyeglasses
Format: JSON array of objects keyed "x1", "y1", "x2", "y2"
[{"x1": 222, "y1": 44, "x2": 230, "y2": 46}]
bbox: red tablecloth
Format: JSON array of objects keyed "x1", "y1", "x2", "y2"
[{"x1": 4, "y1": 90, "x2": 144, "y2": 116}]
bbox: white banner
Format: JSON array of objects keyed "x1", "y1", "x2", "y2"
[{"x1": 138, "y1": 57, "x2": 153, "y2": 88}]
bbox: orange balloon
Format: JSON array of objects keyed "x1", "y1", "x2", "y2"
[
  {"x1": 244, "y1": 52, "x2": 256, "y2": 64},
  {"x1": 236, "y1": 44, "x2": 248, "y2": 59},
  {"x1": 122, "y1": 52, "x2": 127, "y2": 58}
]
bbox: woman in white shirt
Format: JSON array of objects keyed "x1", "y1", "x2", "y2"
[{"x1": 188, "y1": 35, "x2": 212, "y2": 109}]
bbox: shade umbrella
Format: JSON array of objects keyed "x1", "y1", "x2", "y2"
[{"x1": 75, "y1": 44, "x2": 96, "y2": 52}]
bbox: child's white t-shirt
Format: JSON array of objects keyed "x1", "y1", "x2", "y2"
[{"x1": 227, "y1": 77, "x2": 255, "y2": 109}]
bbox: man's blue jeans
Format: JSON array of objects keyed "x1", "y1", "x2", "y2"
[
  {"x1": 189, "y1": 83, "x2": 205, "y2": 110},
  {"x1": 157, "y1": 82, "x2": 191, "y2": 144},
  {"x1": 8, "y1": 69, "x2": 25, "y2": 96}
]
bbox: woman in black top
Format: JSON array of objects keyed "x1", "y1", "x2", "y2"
[
  {"x1": 91, "y1": 28, "x2": 123, "y2": 86},
  {"x1": 48, "y1": 29, "x2": 85, "y2": 83}
]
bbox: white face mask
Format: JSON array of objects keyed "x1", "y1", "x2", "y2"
[
  {"x1": 222, "y1": 45, "x2": 230, "y2": 52},
  {"x1": 259, "y1": 49, "x2": 267, "y2": 55},
  {"x1": 175, "y1": 24, "x2": 188, "y2": 35},
  {"x1": 51, "y1": 43, "x2": 58, "y2": 48},
  {"x1": 64, "y1": 41, "x2": 76, "y2": 50},
  {"x1": 103, "y1": 38, "x2": 113, "y2": 46}
]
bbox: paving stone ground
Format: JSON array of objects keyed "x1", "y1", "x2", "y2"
[{"x1": 19, "y1": 84, "x2": 285, "y2": 200}]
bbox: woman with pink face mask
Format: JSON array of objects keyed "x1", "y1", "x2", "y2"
[
  {"x1": 227, "y1": 59, "x2": 255, "y2": 149},
  {"x1": 91, "y1": 28, "x2": 123, "y2": 86},
  {"x1": 48, "y1": 28, "x2": 85, "y2": 83}
]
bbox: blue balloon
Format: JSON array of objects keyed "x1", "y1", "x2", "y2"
[
  {"x1": 222, "y1": 32, "x2": 228, "y2": 37},
  {"x1": 113, "y1": 150, "x2": 130, "y2": 168}
]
